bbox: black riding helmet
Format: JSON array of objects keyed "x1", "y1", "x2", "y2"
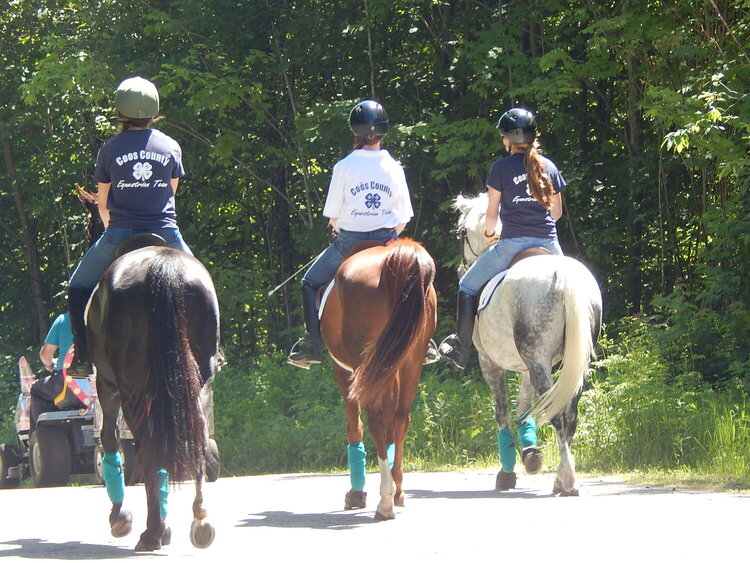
[
  {"x1": 497, "y1": 108, "x2": 537, "y2": 144},
  {"x1": 349, "y1": 100, "x2": 389, "y2": 140}
]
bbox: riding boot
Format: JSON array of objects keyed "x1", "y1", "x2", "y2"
[
  {"x1": 67, "y1": 287, "x2": 94, "y2": 376},
  {"x1": 288, "y1": 282, "x2": 323, "y2": 368},
  {"x1": 439, "y1": 291, "x2": 478, "y2": 371}
]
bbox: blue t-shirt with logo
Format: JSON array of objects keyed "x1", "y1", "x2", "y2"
[
  {"x1": 94, "y1": 129, "x2": 184, "y2": 229},
  {"x1": 44, "y1": 313, "x2": 74, "y2": 366},
  {"x1": 486, "y1": 152, "x2": 566, "y2": 240}
]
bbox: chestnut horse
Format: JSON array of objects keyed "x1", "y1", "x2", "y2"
[{"x1": 320, "y1": 238, "x2": 436, "y2": 520}]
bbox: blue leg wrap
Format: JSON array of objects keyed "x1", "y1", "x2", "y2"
[
  {"x1": 102, "y1": 452, "x2": 125, "y2": 505},
  {"x1": 386, "y1": 443, "x2": 395, "y2": 469},
  {"x1": 157, "y1": 469, "x2": 169, "y2": 520},
  {"x1": 347, "y1": 442, "x2": 367, "y2": 491},
  {"x1": 518, "y1": 416, "x2": 537, "y2": 449},
  {"x1": 497, "y1": 429, "x2": 517, "y2": 473}
]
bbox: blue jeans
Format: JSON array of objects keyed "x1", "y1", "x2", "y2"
[
  {"x1": 302, "y1": 227, "x2": 397, "y2": 288},
  {"x1": 459, "y1": 237, "x2": 562, "y2": 296},
  {"x1": 69, "y1": 227, "x2": 193, "y2": 290}
]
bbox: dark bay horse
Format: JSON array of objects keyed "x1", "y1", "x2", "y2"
[
  {"x1": 320, "y1": 238, "x2": 436, "y2": 520},
  {"x1": 77, "y1": 184, "x2": 222, "y2": 550},
  {"x1": 453, "y1": 194, "x2": 602, "y2": 495}
]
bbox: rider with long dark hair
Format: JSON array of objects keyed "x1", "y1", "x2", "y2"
[
  {"x1": 439, "y1": 108, "x2": 566, "y2": 371},
  {"x1": 288, "y1": 100, "x2": 414, "y2": 369},
  {"x1": 66, "y1": 76, "x2": 192, "y2": 376}
]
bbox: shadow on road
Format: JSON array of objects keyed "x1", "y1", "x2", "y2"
[
  {"x1": 239, "y1": 510, "x2": 374, "y2": 531},
  {"x1": 0, "y1": 538, "x2": 137, "y2": 560},
  {"x1": 405, "y1": 488, "x2": 554, "y2": 500}
]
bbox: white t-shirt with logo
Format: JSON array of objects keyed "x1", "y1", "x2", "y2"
[{"x1": 323, "y1": 149, "x2": 414, "y2": 232}]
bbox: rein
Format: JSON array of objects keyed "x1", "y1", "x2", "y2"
[{"x1": 458, "y1": 226, "x2": 484, "y2": 272}]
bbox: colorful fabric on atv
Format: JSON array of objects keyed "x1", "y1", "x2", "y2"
[
  {"x1": 158, "y1": 469, "x2": 169, "y2": 520},
  {"x1": 518, "y1": 416, "x2": 537, "y2": 449},
  {"x1": 103, "y1": 452, "x2": 125, "y2": 504},
  {"x1": 497, "y1": 429, "x2": 517, "y2": 473},
  {"x1": 347, "y1": 442, "x2": 367, "y2": 491}
]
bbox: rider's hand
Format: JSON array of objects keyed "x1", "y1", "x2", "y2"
[{"x1": 483, "y1": 231, "x2": 499, "y2": 246}]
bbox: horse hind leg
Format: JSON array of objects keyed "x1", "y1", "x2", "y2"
[
  {"x1": 97, "y1": 371, "x2": 132, "y2": 539},
  {"x1": 135, "y1": 469, "x2": 168, "y2": 551},
  {"x1": 516, "y1": 374, "x2": 542, "y2": 475},
  {"x1": 478, "y1": 356, "x2": 516, "y2": 490},
  {"x1": 549, "y1": 413, "x2": 578, "y2": 496},
  {"x1": 190, "y1": 477, "x2": 215, "y2": 548}
]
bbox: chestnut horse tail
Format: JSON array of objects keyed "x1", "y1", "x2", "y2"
[
  {"x1": 350, "y1": 239, "x2": 435, "y2": 408},
  {"x1": 140, "y1": 252, "x2": 206, "y2": 482}
]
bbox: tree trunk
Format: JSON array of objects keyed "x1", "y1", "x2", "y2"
[{"x1": 3, "y1": 139, "x2": 48, "y2": 342}]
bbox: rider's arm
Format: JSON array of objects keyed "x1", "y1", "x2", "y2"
[
  {"x1": 97, "y1": 182, "x2": 111, "y2": 229},
  {"x1": 39, "y1": 343, "x2": 58, "y2": 372},
  {"x1": 171, "y1": 177, "x2": 180, "y2": 195},
  {"x1": 328, "y1": 218, "x2": 339, "y2": 233},
  {"x1": 396, "y1": 223, "x2": 406, "y2": 235},
  {"x1": 550, "y1": 192, "x2": 563, "y2": 222},
  {"x1": 484, "y1": 186, "x2": 501, "y2": 237}
]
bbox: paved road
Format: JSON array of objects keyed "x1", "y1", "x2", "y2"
[{"x1": 0, "y1": 470, "x2": 747, "y2": 561}]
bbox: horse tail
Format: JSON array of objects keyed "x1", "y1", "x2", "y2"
[
  {"x1": 350, "y1": 239, "x2": 435, "y2": 408},
  {"x1": 141, "y1": 252, "x2": 206, "y2": 482},
  {"x1": 530, "y1": 260, "x2": 601, "y2": 425}
]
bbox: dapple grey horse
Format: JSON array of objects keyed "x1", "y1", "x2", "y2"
[{"x1": 454, "y1": 194, "x2": 602, "y2": 495}]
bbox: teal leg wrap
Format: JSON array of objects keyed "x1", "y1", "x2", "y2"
[
  {"x1": 386, "y1": 443, "x2": 395, "y2": 469},
  {"x1": 347, "y1": 442, "x2": 367, "y2": 491},
  {"x1": 102, "y1": 452, "x2": 125, "y2": 505},
  {"x1": 497, "y1": 429, "x2": 517, "y2": 472},
  {"x1": 157, "y1": 469, "x2": 169, "y2": 520},
  {"x1": 518, "y1": 416, "x2": 537, "y2": 449}
]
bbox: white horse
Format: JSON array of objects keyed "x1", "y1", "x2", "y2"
[{"x1": 453, "y1": 194, "x2": 602, "y2": 495}]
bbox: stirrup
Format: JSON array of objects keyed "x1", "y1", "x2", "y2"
[
  {"x1": 423, "y1": 339, "x2": 440, "y2": 365},
  {"x1": 438, "y1": 335, "x2": 467, "y2": 371},
  {"x1": 287, "y1": 338, "x2": 322, "y2": 370},
  {"x1": 65, "y1": 359, "x2": 94, "y2": 377}
]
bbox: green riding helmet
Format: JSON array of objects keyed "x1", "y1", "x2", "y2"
[
  {"x1": 349, "y1": 100, "x2": 388, "y2": 140},
  {"x1": 115, "y1": 76, "x2": 160, "y2": 119},
  {"x1": 497, "y1": 108, "x2": 537, "y2": 144}
]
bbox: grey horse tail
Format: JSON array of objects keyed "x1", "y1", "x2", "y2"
[{"x1": 530, "y1": 260, "x2": 601, "y2": 425}]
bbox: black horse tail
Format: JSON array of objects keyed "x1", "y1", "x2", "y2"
[
  {"x1": 141, "y1": 252, "x2": 206, "y2": 482},
  {"x1": 350, "y1": 239, "x2": 435, "y2": 407}
]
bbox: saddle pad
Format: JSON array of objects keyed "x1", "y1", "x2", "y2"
[
  {"x1": 318, "y1": 280, "x2": 335, "y2": 320},
  {"x1": 478, "y1": 269, "x2": 509, "y2": 312}
]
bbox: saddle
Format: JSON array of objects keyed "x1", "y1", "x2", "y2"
[{"x1": 478, "y1": 246, "x2": 553, "y2": 312}]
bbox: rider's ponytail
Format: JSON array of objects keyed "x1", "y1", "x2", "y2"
[{"x1": 522, "y1": 142, "x2": 555, "y2": 210}]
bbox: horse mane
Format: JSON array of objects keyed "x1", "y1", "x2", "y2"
[{"x1": 349, "y1": 239, "x2": 435, "y2": 407}]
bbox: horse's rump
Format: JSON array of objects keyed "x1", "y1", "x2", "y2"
[{"x1": 326, "y1": 239, "x2": 436, "y2": 407}]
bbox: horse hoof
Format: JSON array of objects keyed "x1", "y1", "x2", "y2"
[
  {"x1": 344, "y1": 489, "x2": 367, "y2": 510},
  {"x1": 495, "y1": 470, "x2": 517, "y2": 491},
  {"x1": 109, "y1": 507, "x2": 133, "y2": 538},
  {"x1": 373, "y1": 510, "x2": 395, "y2": 521},
  {"x1": 560, "y1": 487, "x2": 579, "y2": 497},
  {"x1": 190, "y1": 519, "x2": 215, "y2": 549},
  {"x1": 161, "y1": 526, "x2": 172, "y2": 546},
  {"x1": 394, "y1": 491, "x2": 405, "y2": 507},
  {"x1": 134, "y1": 534, "x2": 162, "y2": 552},
  {"x1": 522, "y1": 447, "x2": 542, "y2": 474}
]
